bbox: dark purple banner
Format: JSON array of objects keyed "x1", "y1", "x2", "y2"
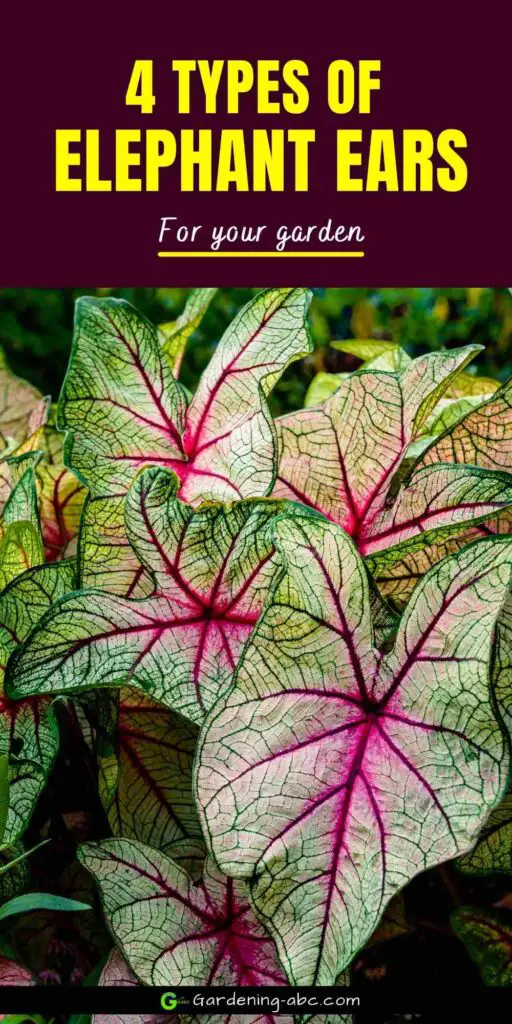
[{"x1": 1, "y1": 0, "x2": 510, "y2": 285}]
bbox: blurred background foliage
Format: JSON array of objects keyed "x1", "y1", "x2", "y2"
[{"x1": 0, "y1": 287, "x2": 511, "y2": 416}]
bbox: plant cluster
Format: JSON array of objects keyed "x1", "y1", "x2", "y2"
[{"x1": 0, "y1": 287, "x2": 511, "y2": 1012}]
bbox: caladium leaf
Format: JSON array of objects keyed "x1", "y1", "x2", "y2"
[
  {"x1": 79, "y1": 839, "x2": 288, "y2": 987},
  {"x1": 2, "y1": 454, "x2": 41, "y2": 531},
  {"x1": 370, "y1": 511, "x2": 512, "y2": 610},
  {"x1": 304, "y1": 373, "x2": 347, "y2": 409},
  {"x1": 6, "y1": 468, "x2": 287, "y2": 724},
  {"x1": 274, "y1": 349, "x2": 505, "y2": 551},
  {"x1": 0, "y1": 367, "x2": 44, "y2": 454},
  {"x1": 0, "y1": 560, "x2": 75, "y2": 844},
  {"x1": 330, "y1": 339, "x2": 401, "y2": 363},
  {"x1": 303, "y1": 374, "x2": 348, "y2": 409},
  {"x1": 457, "y1": 788, "x2": 512, "y2": 876},
  {"x1": 34, "y1": 423, "x2": 86, "y2": 563},
  {"x1": 159, "y1": 287, "x2": 217, "y2": 376},
  {"x1": 0, "y1": 456, "x2": 45, "y2": 589},
  {"x1": 446, "y1": 372, "x2": 498, "y2": 399},
  {"x1": 59, "y1": 289, "x2": 312, "y2": 504},
  {"x1": 362, "y1": 464, "x2": 512, "y2": 558},
  {"x1": 93, "y1": 949, "x2": 346, "y2": 1024},
  {"x1": 0, "y1": 523, "x2": 43, "y2": 593},
  {"x1": 424, "y1": 395, "x2": 488, "y2": 436},
  {"x1": 94, "y1": 948, "x2": 168, "y2": 1024},
  {"x1": 417, "y1": 377, "x2": 512, "y2": 473},
  {"x1": 78, "y1": 495, "x2": 153, "y2": 598},
  {"x1": 99, "y1": 688, "x2": 203, "y2": 862},
  {"x1": 451, "y1": 907, "x2": 512, "y2": 985},
  {"x1": 0, "y1": 955, "x2": 34, "y2": 984},
  {"x1": 94, "y1": 949, "x2": 299, "y2": 1024},
  {"x1": 196, "y1": 514, "x2": 511, "y2": 985},
  {"x1": 494, "y1": 592, "x2": 512, "y2": 744}
]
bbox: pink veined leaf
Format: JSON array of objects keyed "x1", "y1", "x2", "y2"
[
  {"x1": 58, "y1": 289, "x2": 312, "y2": 504},
  {"x1": 96, "y1": 688, "x2": 205, "y2": 865},
  {"x1": 196, "y1": 513, "x2": 512, "y2": 985},
  {"x1": 273, "y1": 350, "x2": 512, "y2": 556},
  {"x1": 361, "y1": 464, "x2": 512, "y2": 557},
  {"x1": 93, "y1": 947, "x2": 299, "y2": 1024},
  {"x1": 369, "y1": 509, "x2": 512, "y2": 609},
  {"x1": 0, "y1": 365, "x2": 45, "y2": 454},
  {"x1": 274, "y1": 348, "x2": 481, "y2": 531},
  {"x1": 0, "y1": 954, "x2": 35, "y2": 985},
  {"x1": 93, "y1": 948, "x2": 168, "y2": 1024},
  {"x1": 494, "y1": 591, "x2": 512, "y2": 745},
  {"x1": 6, "y1": 468, "x2": 289, "y2": 725},
  {"x1": 34, "y1": 423, "x2": 86, "y2": 563},
  {"x1": 78, "y1": 839, "x2": 289, "y2": 988}
]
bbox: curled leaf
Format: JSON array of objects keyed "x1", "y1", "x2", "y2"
[{"x1": 6, "y1": 469, "x2": 287, "y2": 724}]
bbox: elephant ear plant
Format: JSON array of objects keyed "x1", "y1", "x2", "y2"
[{"x1": 1, "y1": 286, "x2": 512, "y2": 994}]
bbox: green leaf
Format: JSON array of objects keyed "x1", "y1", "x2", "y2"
[
  {"x1": 457, "y1": 788, "x2": 512, "y2": 876},
  {"x1": 0, "y1": 560, "x2": 75, "y2": 844},
  {"x1": 59, "y1": 289, "x2": 312, "y2": 504},
  {"x1": 159, "y1": 287, "x2": 217, "y2": 376},
  {"x1": 304, "y1": 372, "x2": 346, "y2": 408},
  {"x1": 0, "y1": 523, "x2": 43, "y2": 592},
  {"x1": 0, "y1": 754, "x2": 9, "y2": 845},
  {"x1": 3, "y1": 455, "x2": 42, "y2": 534},
  {"x1": 330, "y1": 339, "x2": 399, "y2": 361},
  {"x1": 196, "y1": 516, "x2": 511, "y2": 985},
  {"x1": 6, "y1": 469, "x2": 288, "y2": 725},
  {"x1": 0, "y1": 891, "x2": 91, "y2": 922},
  {"x1": 78, "y1": 494, "x2": 153, "y2": 597},
  {"x1": 451, "y1": 907, "x2": 512, "y2": 985}
]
